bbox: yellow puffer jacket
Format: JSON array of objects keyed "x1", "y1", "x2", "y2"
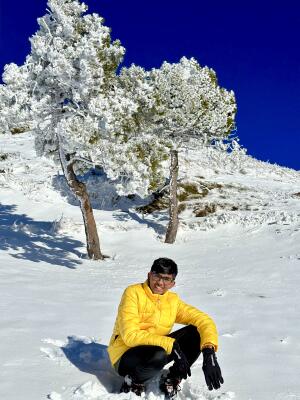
[{"x1": 108, "y1": 281, "x2": 218, "y2": 366}]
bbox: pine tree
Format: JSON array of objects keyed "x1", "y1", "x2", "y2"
[
  {"x1": 151, "y1": 57, "x2": 236, "y2": 243},
  {"x1": 120, "y1": 57, "x2": 237, "y2": 243},
  {"x1": 0, "y1": 0, "x2": 173, "y2": 257},
  {"x1": 2, "y1": 0, "x2": 135, "y2": 260},
  {"x1": 25, "y1": 0, "x2": 132, "y2": 259},
  {"x1": 153, "y1": 57, "x2": 236, "y2": 242}
]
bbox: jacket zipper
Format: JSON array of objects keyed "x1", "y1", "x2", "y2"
[{"x1": 156, "y1": 298, "x2": 161, "y2": 325}]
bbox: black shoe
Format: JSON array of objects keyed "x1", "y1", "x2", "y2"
[
  {"x1": 120, "y1": 375, "x2": 145, "y2": 397},
  {"x1": 159, "y1": 374, "x2": 182, "y2": 399}
]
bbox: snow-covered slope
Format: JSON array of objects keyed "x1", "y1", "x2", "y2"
[{"x1": 1, "y1": 133, "x2": 300, "y2": 400}]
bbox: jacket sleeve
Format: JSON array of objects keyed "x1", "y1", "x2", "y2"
[
  {"x1": 175, "y1": 298, "x2": 219, "y2": 351},
  {"x1": 117, "y1": 287, "x2": 175, "y2": 354}
]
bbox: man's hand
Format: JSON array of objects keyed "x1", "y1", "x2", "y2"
[
  {"x1": 171, "y1": 341, "x2": 191, "y2": 380},
  {"x1": 202, "y1": 347, "x2": 224, "y2": 390}
]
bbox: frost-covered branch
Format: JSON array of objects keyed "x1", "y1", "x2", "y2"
[{"x1": 66, "y1": 155, "x2": 94, "y2": 168}]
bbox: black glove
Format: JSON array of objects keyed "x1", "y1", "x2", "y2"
[
  {"x1": 171, "y1": 341, "x2": 191, "y2": 380},
  {"x1": 202, "y1": 347, "x2": 224, "y2": 390}
]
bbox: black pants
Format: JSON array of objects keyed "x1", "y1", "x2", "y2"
[{"x1": 117, "y1": 325, "x2": 201, "y2": 383}]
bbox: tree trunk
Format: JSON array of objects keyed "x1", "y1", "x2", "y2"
[
  {"x1": 165, "y1": 149, "x2": 179, "y2": 244},
  {"x1": 58, "y1": 147, "x2": 104, "y2": 260}
]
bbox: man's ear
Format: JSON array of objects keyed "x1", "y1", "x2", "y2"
[{"x1": 147, "y1": 272, "x2": 151, "y2": 280}]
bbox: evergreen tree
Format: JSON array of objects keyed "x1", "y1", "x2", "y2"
[
  {"x1": 0, "y1": 0, "x2": 172, "y2": 257},
  {"x1": 1, "y1": 0, "x2": 137, "y2": 259},
  {"x1": 120, "y1": 57, "x2": 236, "y2": 243},
  {"x1": 151, "y1": 57, "x2": 236, "y2": 243},
  {"x1": 26, "y1": 0, "x2": 131, "y2": 259}
]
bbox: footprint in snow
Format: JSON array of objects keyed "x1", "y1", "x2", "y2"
[
  {"x1": 248, "y1": 293, "x2": 267, "y2": 299},
  {"x1": 279, "y1": 337, "x2": 289, "y2": 344},
  {"x1": 47, "y1": 392, "x2": 62, "y2": 400},
  {"x1": 40, "y1": 346, "x2": 67, "y2": 365},
  {"x1": 280, "y1": 254, "x2": 300, "y2": 261},
  {"x1": 207, "y1": 288, "x2": 227, "y2": 297},
  {"x1": 221, "y1": 333, "x2": 235, "y2": 338}
]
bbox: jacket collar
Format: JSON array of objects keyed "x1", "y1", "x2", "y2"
[{"x1": 142, "y1": 280, "x2": 169, "y2": 302}]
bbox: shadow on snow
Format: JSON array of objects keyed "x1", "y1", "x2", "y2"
[
  {"x1": 114, "y1": 210, "x2": 168, "y2": 236},
  {"x1": 51, "y1": 169, "x2": 148, "y2": 212},
  {"x1": 61, "y1": 336, "x2": 122, "y2": 393},
  {"x1": 0, "y1": 203, "x2": 83, "y2": 269},
  {"x1": 52, "y1": 170, "x2": 168, "y2": 236}
]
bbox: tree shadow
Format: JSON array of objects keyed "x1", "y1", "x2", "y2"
[
  {"x1": 61, "y1": 336, "x2": 122, "y2": 393},
  {"x1": 114, "y1": 210, "x2": 168, "y2": 236},
  {"x1": 0, "y1": 203, "x2": 83, "y2": 269},
  {"x1": 51, "y1": 170, "x2": 151, "y2": 212},
  {"x1": 52, "y1": 170, "x2": 169, "y2": 236}
]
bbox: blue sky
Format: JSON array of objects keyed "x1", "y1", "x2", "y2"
[{"x1": 1, "y1": 0, "x2": 299, "y2": 169}]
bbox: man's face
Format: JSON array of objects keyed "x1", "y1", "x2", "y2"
[{"x1": 148, "y1": 271, "x2": 175, "y2": 295}]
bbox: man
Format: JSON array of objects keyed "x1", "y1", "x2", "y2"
[{"x1": 108, "y1": 258, "x2": 224, "y2": 398}]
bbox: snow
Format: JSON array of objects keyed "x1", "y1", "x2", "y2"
[{"x1": 1, "y1": 132, "x2": 300, "y2": 400}]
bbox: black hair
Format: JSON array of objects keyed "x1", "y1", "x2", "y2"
[{"x1": 151, "y1": 258, "x2": 178, "y2": 277}]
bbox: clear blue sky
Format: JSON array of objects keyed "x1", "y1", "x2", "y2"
[{"x1": 1, "y1": 0, "x2": 299, "y2": 169}]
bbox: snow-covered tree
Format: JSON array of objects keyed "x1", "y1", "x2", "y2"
[
  {"x1": 22, "y1": 0, "x2": 135, "y2": 260},
  {"x1": 0, "y1": 63, "x2": 33, "y2": 135},
  {"x1": 151, "y1": 58, "x2": 236, "y2": 243},
  {"x1": 0, "y1": 0, "x2": 147, "y2": 260},
  {"x1": 152, "y1": 58, "x2": 236, "y2": 242},
  {"x1": 0, "y1": 0, "x2": 172, "y2": 258},
  {"x1": 120, "y1": 57, "x2": 237, "y2": 243},
  {"x1": 149, "y1": 57, "x2": 236, "y2": 139}
]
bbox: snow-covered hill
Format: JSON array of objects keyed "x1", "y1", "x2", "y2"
[{"x1": 1, "y1": 133, "x2": 300, "y2": 400}]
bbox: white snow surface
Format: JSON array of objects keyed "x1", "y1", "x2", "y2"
[{"x1": 1, "y1": 132, "x2": 300, "y2": 400}]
